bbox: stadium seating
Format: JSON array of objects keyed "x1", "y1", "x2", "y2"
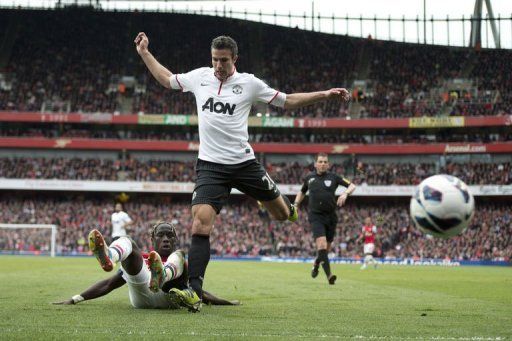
[
  {"x1": 0, "y1": 196, "x2": 509, "y2": 261},
  {"x1": 1, "y1": 8, "x2": 511, "y2": 117},
  {"x1": 0, "y1": 157, "x2": 510, "y2": 185}
]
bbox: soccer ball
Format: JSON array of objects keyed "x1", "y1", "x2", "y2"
[{"x1": 410, "y1": 175, "x2": 474, "y2": 238}]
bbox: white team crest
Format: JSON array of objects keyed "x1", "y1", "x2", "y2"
[
  {"x1": 192, "y1": 191, "x2": 197, "y2": 200},
  {"x1": 232, "y1": 85, "x2": 243, "y2": 94},
  {"x1": 324, "y1": 180, "x2": 332, "y2": 187}
]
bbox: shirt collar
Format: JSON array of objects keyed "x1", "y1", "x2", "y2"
[{"x1": 214, "y1": 67, "x2": 237, "y2": 82}]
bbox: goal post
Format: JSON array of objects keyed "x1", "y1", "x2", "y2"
[{"x1": 0, "y1": 224, "x2": 58, "y2": 257}]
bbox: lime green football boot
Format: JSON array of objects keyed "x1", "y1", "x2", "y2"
[
  {"x1": 168, "y1": 288, "x2": 202, "y2": 313},
  {"x1": 288, "y1": 204, "x2": 299, "y2": 223}
]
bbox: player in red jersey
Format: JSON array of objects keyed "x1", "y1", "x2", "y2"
[
  {"x1": 358, "y1": 217, "x2": 378, "y2": 270},
  {"x1": 53, "y1": 222, "x2": 238, "y2": 310}
]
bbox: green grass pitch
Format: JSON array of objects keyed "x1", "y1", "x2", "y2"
[{"x1": 1, "y1": 256, "x2": 511, "y2": 340}]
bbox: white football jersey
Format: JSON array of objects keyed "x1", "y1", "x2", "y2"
[
  {"x1": 111, "y1": 211, "x2": 132, "y2": 238},
  {"x1": 170, "y1": 67, "x2": 286, "y2": 164}
]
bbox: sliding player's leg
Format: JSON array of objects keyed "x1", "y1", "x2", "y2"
[{"x1": 88, "y1": 229, "x2": 134, "y2": 272}]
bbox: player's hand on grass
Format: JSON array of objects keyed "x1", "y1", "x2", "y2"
[
  {"x1": 326, "y1": 88, "x2": 350, "y2": 102},
  {"x1": 53, "y1": 294, "x2": 84, "y2": 305},
  {"x1": 337, "y1": 193, "x2": 349, "y2": 207},
  {"x1": 52, "y1": 299, "x2": 74, "y2": 305},
  {"x1": 134, "y1": 32, "x2": 149, "y2": 54}
]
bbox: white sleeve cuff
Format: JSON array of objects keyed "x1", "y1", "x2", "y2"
[
  {"x1": 268, "y1": 91, "x2": 286, "y2": 108},
  {"x1": 169, "y1": 74, "x2": 183, "y2": 90},
  {"x1": 72, "y1": 295, "x2": 84, "y2": 304}
]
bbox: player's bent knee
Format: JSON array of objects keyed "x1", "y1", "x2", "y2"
[
  {"x1": 261, "y1": 197, "x2": 289, "y2": 221},
  {"x1": 191, "y1": 216, "x2": 213, "y2": 235},
  {"x1": 191, "y1": 204, "x2": 216, "y2": 234},
  {"x1": 315, "y1": 237, "x2": 328, "y2": 250},
  {"x1": 265, "y1": 204, "x2": 289, "y2": 221},
  {"x1": 317, "y1": 242, "x2": 327, "y2": 250},
  {"x1": 271, "y1": 209, "x2": 289, "y2": 221}
]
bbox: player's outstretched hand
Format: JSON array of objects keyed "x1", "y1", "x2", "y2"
[
  {"x1": 52, "y1": 299, "x2": 74, "y2": 305},
  {"x1": 134, "y1": 32, "x2": 149, "y2": 54},
  {"x1": 202, "y1": 290, "x2": 241, "y2": 306},
  {"x1": 337, "y1": 193, "x2": 349, "y2": 207},
  {"x1": 326, "y1": 88, "x2": 351, "y2": 102}
]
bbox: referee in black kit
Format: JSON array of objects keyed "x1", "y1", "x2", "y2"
[{"x1": 294, "y1": 153, "x2": 356, "y2": 284}]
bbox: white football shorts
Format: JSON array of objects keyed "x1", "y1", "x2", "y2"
[
  {"x1": 120, "y1": 263, "x2": 179, "y2": 309},
  {"x1": 363, "y1": 243, "x2": 375, "y2": 255}
]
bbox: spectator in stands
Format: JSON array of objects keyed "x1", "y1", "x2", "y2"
[{"x1": 0, "y1": 196, "x2": 509, "y2": 262}]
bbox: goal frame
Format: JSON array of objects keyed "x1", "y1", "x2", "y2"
[{"x1": 0, "y1": 224, "x2": 58, "y2": 257}]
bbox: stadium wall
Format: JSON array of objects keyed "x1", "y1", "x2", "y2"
[
  {"x1": 1, "y1": 137, "x2": 512, "y2": 154},
  {"x1": 1, "y1": 112, "x2": 510, "y2": 128},
  {"x1": 0, "y1": 179, "x2": 511, "y2": 196}
]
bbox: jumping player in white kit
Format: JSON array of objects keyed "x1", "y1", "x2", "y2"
[{"x1": 135, "y1": 32, "x2": 351, "y2": 311}]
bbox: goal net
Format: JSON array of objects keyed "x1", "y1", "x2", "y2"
[{"x1": 0, "y1": 224, "x2": 58, "y2": 257}]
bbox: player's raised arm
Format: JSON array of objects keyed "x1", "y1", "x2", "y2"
[
  {"x1": 134, "y1": 32, "x2": 173, "y2": 89},
  {"x1": 284, "y1": 88, "x2": 351, "y2": 110},
  {"x1": 52, "y1": 273, "x2": 126, "y2": 305}
]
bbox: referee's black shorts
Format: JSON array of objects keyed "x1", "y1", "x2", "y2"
[
  {"x1": 308, "y1": 211, "x2": 338, "y2": 242},
  {"x1": 192, "y1": 158, "x2": 281, "y2": 213}
]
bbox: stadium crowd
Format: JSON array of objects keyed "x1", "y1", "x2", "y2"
[
  {"x1": 268, "y1": 161, "x2": 512, "y2": 185},
  {"x1": 1, "y1": 9, "x2": 511, "y2": 118},
  {"x1": 0, "y1": 157, "x2": 510, "y2": 185},
  {"x1": 0, "y1": 9, "x2": 510, "y2": 266},
  {"x1": 0, "y1": 196, "x2": 509, "y2": 262}
]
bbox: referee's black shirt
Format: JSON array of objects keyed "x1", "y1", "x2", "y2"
[{"x1": 301, "y1": 171, "x2": 351, "y2": 214}]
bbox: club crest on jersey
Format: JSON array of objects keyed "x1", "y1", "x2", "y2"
[
  {"x1": 232, "y1": 85, "x2": 243, "y2": 94},
  {"x1": 201, "y1": 97, "x2": 236, "y2": 115},
  {"x1": 324, "y1": 180, "x2": 332, "y2": 187}
]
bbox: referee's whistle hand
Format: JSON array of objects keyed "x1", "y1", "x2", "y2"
[{"x1": 337, "y1": 194, "x2": 348, "y2": 207}]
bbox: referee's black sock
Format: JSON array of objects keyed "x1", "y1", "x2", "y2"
[
  {"x1": 314, "y1": 254, "x2": 321, "y2": 267},
  {"x1": 318, "y1": 249, "x2": 331, "y2": 278},
  {"x1": 188, "y1": 234, "x2": 210, "y2": 298}
]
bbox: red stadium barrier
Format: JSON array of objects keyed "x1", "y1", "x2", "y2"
[
  {"x1": 1, "y1": 137, "x2": 511, "y2": 154},
  {"x1": 0, "y1": 111, "x2": 137, "y2": 124}
]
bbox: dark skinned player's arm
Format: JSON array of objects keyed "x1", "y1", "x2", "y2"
[
  {"x1": 202, "y1": 290, "x2": 241, "y2": 306},
  {"x1": 52, "y1": 272, "x2": 126, "y2": 305}
]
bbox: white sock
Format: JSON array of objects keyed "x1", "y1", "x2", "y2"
[
  {"x1": 163, "y1": 251, "x2": 184, "y2": 281},
  {"x1": 108, "y1": 237, "x2": 133, "y2": 263}
]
